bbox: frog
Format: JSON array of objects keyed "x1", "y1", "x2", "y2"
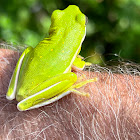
[{"x1": 6, "y1": 5, "x2": 97, "y2": 111}]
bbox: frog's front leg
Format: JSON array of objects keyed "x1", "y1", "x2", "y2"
[
  {"x1": 17, "y1": 72, "x2": 78, "y2": 111},
  {"x1": 6, "y1": 47, "x2": 33, "y2": 100},
  {"x1": 72, "y1": 55, "x2": 92, "y2": 71}
]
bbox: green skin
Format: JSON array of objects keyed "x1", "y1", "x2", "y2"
[{"x1": 6, "y1": 5, "x2": 96, "y2": 111}]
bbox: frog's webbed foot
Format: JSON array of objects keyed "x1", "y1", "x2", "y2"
[
  {"x1": 72, "y1": 55, "x2": 92, "y2": 71},
  {"x1": 68, "y1": 77, "x2": 97, "y2": 97}
]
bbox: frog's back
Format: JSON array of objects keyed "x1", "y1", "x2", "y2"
[{"x1": 16, "y1": 38, "x2": 75, "y2": 99}]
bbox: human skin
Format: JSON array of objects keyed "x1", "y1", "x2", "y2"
[{"x1": 0, "y1": 48, "x2": 139, "y2": 140}]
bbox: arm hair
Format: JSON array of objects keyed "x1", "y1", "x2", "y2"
[{"x1": 0, "y1": 47, "x2": 139, "y2": 140}]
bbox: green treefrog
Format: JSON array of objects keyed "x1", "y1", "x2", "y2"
[{"x1": 6, "y1": 5, "x2": 97, "y2": 111}]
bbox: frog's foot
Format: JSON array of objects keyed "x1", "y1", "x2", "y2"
[
  {"x1": 77, "y1": 55, "x2": 92, "y2": 66},
  {"x1": 85, "y1": 62, "x2": 92, "y2": 67},
  {"x1": 70, "y1": 89, "x2": 90, "y2": 97},
  {"x1": 72, "y1": 55, "x2": 92, "y2": 71},
  {"x1": 69, "y1": 77, "x2": 97, "y2": 97}
]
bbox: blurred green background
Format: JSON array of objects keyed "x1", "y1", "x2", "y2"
[{"x1": 0, "y1": 0, "x2": 140, "y2": 64}]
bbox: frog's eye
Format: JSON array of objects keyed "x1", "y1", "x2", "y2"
[{"x1": 76, "y1": 13, "x2": 87, "y2": 25}]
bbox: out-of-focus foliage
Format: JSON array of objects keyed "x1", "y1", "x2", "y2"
[{"x1": 0, "y1": 0, "x2": 140, "y2": 64}]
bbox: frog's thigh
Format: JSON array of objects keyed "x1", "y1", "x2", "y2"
[
  {"x1": 17, "y1": 72, "x2": 77, "y2": 111},
  {"x1": 6, "y1": 47, "x2": 33, "y2": 100},
  {"x1": 23, "y1": 91, "x2": 71, "y2": 111}
]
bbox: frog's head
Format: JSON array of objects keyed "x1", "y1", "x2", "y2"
[{"x1": 49, "y1": 5, "x2": 88, "y2": 37}]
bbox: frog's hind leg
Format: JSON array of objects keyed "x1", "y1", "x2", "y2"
[
  {"x1": 6, "y1": 47, "x2": 33, "y2": 100},
  {"x1": 17, "y1": 72, "x2": 77, "y2": 111},
  {"x1": 17, "y1": 73, "x2": 97, "y2": 111},
  {"x1": 27, "y1": 77, "x2": 97, "y2": 111},
  {"x1": 23, "y1": 90, "x2": 72, "y2": 111}
]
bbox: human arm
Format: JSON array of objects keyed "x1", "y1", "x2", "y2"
[{"x1": 0, "y1": 48, "x2": 139, "y2": 140}]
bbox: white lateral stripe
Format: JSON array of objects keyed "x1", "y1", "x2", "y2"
[
  {"x1": 64, "y1": 27, "x2": 86, "y2": 73},
  {"x1": 22, "y1": 91, "x2": 71, "y2": 111},
  {"x1": 17, "y1": 82, "x2": 61, "y2": 105},
  {"x1": 7, "y1": 53, "x2": 25, "y2": 100}
]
